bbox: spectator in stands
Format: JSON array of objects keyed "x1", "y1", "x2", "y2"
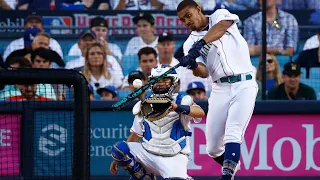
[
  {"x1": 65, "y1": 30, "x2": 97, "y2": 69},
  {"x1": 0, "y1": 0, "x2": 16, "y2": 9},
  {"x1": 66, "y1": 29, "x2": 123, "y2": 80},
  {"x1": 6, "y1": 29, "x2": 45, "y2": 62},
  {"x1": 256, "y1": 53, "x2": 282, "y2": 91},
  {"x1": 97, "y1": 85, "x2": 118, "y2": 100},
  {"x1": 4, "y1": 57, "x2": 31, "y2": 69},
  {"x1": 121, "y1": 47, "x2": 157, "y2": 89},
  {"x1": 1, "y1": 58, "x2": 31, "y2": 95},
  {"x1": 124, "y1": 12, "x2": 158, "y2": 56},
  {"x1": 30, "y1": 48, "x2": 64, "y2": 100},
  {"x1": 267, "y1": 62, "x2": 316, "y2": 100},
  {"x1": 68, "y1": 16, "x2": 123, "y2": 61},
  {"x1": 8, "y1": 32, "x2": 65, "y2": 69},
  {"x1": 82, "y1": 0, "x2": 110, "y2": 10},
  {"x1": 3, "y1": 14, "x2": 63, "y2": 60},
  {"x1": 17, "y1": 0, "x2": 52, "y2": 10},
  {"x1": 152, "y1": 0, "x2": 216, "y2": 10},
  {"x1": 31, "y1": 48, "x2": 64, "y2": 69},
  {"x1": 277, "y1": 0, "x2": 320, "y2": 10},
  {"x1": 110, "y1": 0, "x2": 155, "y2": 10},
  {"x1": 1, "y1": 57, "x2": 56, "y2": 100},
  {"x1": 31, "y1": 32, "x2": 51, "y2": 51},
  {"x1": 82, "y1": 43, "x2": 123, "y2": 92},
  {"x1": 6, "y1": 84, "x2": 53, "y2": 101},
  {"x1": 303, "y1": 31, "x2": 320, "y2": 51},
  {"x1": 157, "y1": 33, "x2": 179, "y2": 66},
  {"x1": 243, "y1": 0, "x2": 299, "y2": 56},
  {"x1": 2, "y1": 58, "x2": 53, "y2": 101},
  {"x1": 186, "y1": 81, "x2": 208, "y2": 101},
  {"x1": 216, "y1": 0, "x2": 258, "y2": 10}
]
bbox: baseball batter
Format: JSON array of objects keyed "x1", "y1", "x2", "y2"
[
  {"x1": 110, "y1": 65, "x2": 205, "y2": 180},
  {"x1": 177, "y1": 1, "x2": 258, "y2": 180}
]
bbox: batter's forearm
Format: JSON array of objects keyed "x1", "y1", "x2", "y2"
[
  {"x1": 202, "y1": 20, "x2": 233, "y2": 44},
  {"x1": 188, "y1": 106, "x2": 205, "y2": 118},
  {"x1": 193, "y1": 63, "x2": 209, "y2": 78}
]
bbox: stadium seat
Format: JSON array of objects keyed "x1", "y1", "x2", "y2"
[
  {"x1": 276, "y1": 55, "x2": 291, "y2": 68},
  {"x1": 117, "y1": 90, "x2": 132, "y2": 100},
  {"x1": 63, "y1": 56, "x2": 80, "y2": 63},
  {"x1": 300, "y1": 78, "x2": 320, "y2": 100},
  {"x1": 65, "y1": 86, "x2": 74, "y2": 100},
  {"x1": 309, "y1": 67, "x2": 320, "y2": 79},
  {"x1": 250, "y1": 56, "x2": 259, "y2": 68},
  {"x1": 121, "y1": 55, "x2": 139, "y2": 76}
]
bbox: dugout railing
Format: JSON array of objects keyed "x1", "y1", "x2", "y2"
[{"x1": 0, "y1": 68, "x2": 90, "y2": 180}]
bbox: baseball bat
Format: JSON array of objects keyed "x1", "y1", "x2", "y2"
[{"x1": 112, "y1": 63, "x2": 180, "y2": 111}]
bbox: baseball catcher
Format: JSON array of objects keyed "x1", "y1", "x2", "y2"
[{"x1": 109, "y1": 65, "x2": 205, "y2": 180}]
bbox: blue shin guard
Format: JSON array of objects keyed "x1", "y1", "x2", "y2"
[
  {"x1": 221, "y1": 143, "x2": 240, "y2": 180},
  {"x1": 111, "y1": 141, "x2": 155, "y2": 180}
]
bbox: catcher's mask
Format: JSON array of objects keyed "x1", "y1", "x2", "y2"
[{"x1": 148, "y1": 65, "x2": 179, "y2": 97}]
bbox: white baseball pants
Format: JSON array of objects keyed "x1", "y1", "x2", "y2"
[{"x1": 205, "y1": 79, "x2": 258, "y2": 158}]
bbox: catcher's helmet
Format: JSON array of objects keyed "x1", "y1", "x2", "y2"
[{"x1": 149, "y1": 64, "x2": 179, "y2": 96}]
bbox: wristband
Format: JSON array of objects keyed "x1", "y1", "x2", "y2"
[
  {"x1": 174, "y1": 105, "x2": 190, "y2": 115},
  {"x1": 199, "y1": 39, "x2": 207, "y2": 46}
]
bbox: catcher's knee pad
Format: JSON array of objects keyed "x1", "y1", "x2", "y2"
[{"x1": 112, "y1": 141, "x2": 155, "y2": 180}]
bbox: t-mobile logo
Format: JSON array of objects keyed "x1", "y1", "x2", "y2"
[{"x1": 0, "y1": 129, "x2": 11, "y2": 146}]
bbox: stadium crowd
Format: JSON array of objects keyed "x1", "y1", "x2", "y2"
[
  {"x1": 0, "y1": 0, "x2": 320, "y2": 101},
  {"x1": 2, "y1": 0, "x2": 320, "y2": 10}
]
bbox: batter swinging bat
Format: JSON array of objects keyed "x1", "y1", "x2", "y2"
[{"x1": 112, "y1": 63, "x2": 180, "y2": 111}]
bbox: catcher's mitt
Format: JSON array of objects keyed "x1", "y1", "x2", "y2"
[{"x1": 140, "y1": 96, "x2": 173, "y2": 121}]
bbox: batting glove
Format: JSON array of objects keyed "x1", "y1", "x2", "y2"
[
  {"x1": 179, "y1": 55, "x2": 199, "y2": 69},
  {"x1": 179, "y1": 39, "x2": 206, "y2": 69},
  {"x1": 188, "y1": 39, "x2": 206, "y2": 58}
]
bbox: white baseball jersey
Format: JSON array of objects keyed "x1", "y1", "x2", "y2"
[
  {"x1": 124, "y1": 36, "x2": 158, "y2": 56},
  {"x1": 131, "y1": 94, "x2": 201, "y2": 156},
  {"x1": 183, "y1": 9, "x2": 253, "y2": 82},
  {"x1": 3, "y1": 37, "x2": 63, "y2": 60},
  {"x1": 68, "y1": 42, "x2": 123, "y2": 60},
  {"x1": 183, "y1": 9, "x2": 258, "y2": 159}
]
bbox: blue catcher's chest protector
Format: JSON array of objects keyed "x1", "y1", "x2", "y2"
[{"x1": 141, "y1": 93, "x2": 192, "y2": 156}]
